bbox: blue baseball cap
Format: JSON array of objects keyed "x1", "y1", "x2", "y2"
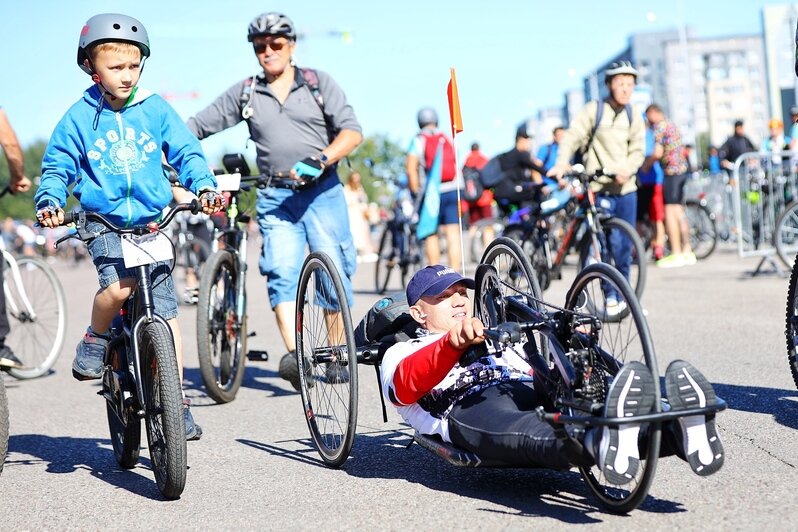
[{"x1": 406, "y1": 265, "x2": 475, "y2": 306}]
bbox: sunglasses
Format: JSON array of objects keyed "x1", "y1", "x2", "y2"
[{"x1": 253, "y1": 40, "x2": 289, "y2": 54}]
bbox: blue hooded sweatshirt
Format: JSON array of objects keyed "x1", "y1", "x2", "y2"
[{"x1": 35, "y1": 85, "x2": 216, "y2": 227}]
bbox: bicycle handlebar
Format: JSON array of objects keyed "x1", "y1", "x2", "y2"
[{"x1": 61, "y1": 200, "x2": 200, "y2": 236}]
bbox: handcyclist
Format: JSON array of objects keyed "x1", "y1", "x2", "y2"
[
  {"x1": 380, "y1": 265, "x2": 725, "y2": 481},
  {"x1": 33, "y1": 13, "x2": 225, "y2": 440},
  {"x1": 186, "y1": 12, "x2": 363, "y2": 391}
]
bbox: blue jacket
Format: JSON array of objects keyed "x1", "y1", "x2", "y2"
[{"x1": 35, "y1": 85, "x2": 216, "y2": 227}]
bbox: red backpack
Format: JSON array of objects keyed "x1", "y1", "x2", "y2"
[{"x1": 421, "y1": 132, "x2": 457, "y2": 182}]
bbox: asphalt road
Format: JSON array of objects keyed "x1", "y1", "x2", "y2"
[{"x1": 1, "y1": 239, "x2": 797, "y2": 531}]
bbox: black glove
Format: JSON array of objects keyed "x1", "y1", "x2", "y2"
[{"x1": 198, "y1": 190, "x2": 225, "y2": 214}]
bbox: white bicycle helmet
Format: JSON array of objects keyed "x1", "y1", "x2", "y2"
[
  {"x1": 77, "y1": 13, "x2": 150, "y2": 75},
  {"x1": 247, "y1": 12, "x2": 296, "y2": 42},
  {"x1": 604, "y1": 60, "x2": 639, "y2": 82}
]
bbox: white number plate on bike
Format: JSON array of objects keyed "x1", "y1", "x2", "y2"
[
  {"x1": 120, "y1": 232, "x2": 174, "y2": 268},
  {"x1": 215, "y1": 173, "x2": 241, "y2": 192}
]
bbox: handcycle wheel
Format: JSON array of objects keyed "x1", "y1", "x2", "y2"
[
  {"x1": 564, "y1": 262, "x2": 660, "y2": 513},
  {"x1": 774, "y1": 200, "x2": 798, "y2": 268},
  {"x1": 197, "y1": 250, "x2": 247, "y2": 404},
  {"x1": 578, "y1": 217, "x2": 647, "y2": 304},
  {"x1": 478, "y1": 237, "x2": 548, "y2": 360},
  {"x1": 0, "y1": 375, "x2": 7, "y2": 475},
  {"x1": 685, "y1": 199, "x2": 717, "y2": 260},
  {"x1": 140, "y1": 322, "x2": 187, "y2": 499},
  {"x1": 104, "y1": 334, "x2": 141, "y2": 468},
  {"x1": 469, "y1": 217, "x2": 505, "y2": 263},
  {"x1": 296, "y1": 252, "x2": 358, "y2": 467},
  {"x1": 375, "y1": 225, "x2": 397, "y2": 294},
  {"x1": 785, "y1": 253, "x2": 798, "y2": 389},
  {"x1": 5, "y1": 256, "x2": 67, "y2": 380}
]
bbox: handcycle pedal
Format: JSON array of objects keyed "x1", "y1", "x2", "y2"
[{"x1": 246, "y1": 350, "x2": 269, "y2": 362}]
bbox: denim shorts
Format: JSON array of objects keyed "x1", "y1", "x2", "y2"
[
  {"x1": 256, "y1": 178, "x2": 356, "y2": 309},
  {"x1": 85, "y1": 221, "x2": 178, "y2": 320}
]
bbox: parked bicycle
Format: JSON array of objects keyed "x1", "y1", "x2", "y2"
[
  {"x1": 196, "y1": 153, "x2": 305, "y2": 403},
  {"x1": 56, "y1": 202, "x2": 201, "y2": 499},
  {"x1": 501, "y1": 165, "x2": 646, "y2": 305},
  {"x1": 637, "y1": 195, "x2": 718, "y2": 261},
  {"x1": 0, "y1": 189, "x2": 67, "y2": 380}
]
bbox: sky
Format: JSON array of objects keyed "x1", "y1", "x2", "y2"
[{"x1": 1, "y1": 0, "x2": 792, "y2": 165}]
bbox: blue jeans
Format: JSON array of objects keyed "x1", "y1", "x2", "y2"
[
  {"x1": 256, "y1": 179, "x2": 356, "y2": 309},
  {"x1": 595, "y1": 192, "x2": 637, "y2": 300}
]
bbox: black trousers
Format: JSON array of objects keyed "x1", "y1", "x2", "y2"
[{"x1": 447, "y1": 381, "x2": 681, "y2": 469}]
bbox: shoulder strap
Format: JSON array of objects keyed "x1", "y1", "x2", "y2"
[{"x1": 299, "y1": 67, "x2": 338, "y2": 144}]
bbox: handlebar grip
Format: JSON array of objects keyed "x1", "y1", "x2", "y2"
[{"x1": 62, "y1": 211, "x2": 77, "y2": 226}]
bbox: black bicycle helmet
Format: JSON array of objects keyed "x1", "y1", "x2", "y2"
[
  {"x1": 77, "y1": 13, "x2": 150, "y2": 75},
  {"x1": 604, "y1": 60, "x2": 639, "y2": 82},
  {"x1": 247, "y1": 12, "x2": 296, "y2": 42},
  {"x1": 417, "y1": 107, "x2": 438, "y2": 128}
]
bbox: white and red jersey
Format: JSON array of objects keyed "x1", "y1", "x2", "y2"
[{"x1": 380, "y1": 332, "x2": 535, "y2": 443}]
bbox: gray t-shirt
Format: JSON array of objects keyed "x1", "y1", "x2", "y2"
[{"x1": 187, "y1": 68, "x2": 361, "y2": 174}]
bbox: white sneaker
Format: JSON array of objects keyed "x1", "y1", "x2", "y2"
[
  {"x1": 682, "y1": 252, "x2": 697, "y2": 266},
  {"x1": 605, "y1": 298, "x2": 628, "y2": 319}
]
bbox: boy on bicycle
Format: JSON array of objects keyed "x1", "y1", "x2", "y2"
[
  {"x1": 381, "y1": 265, "x2": 725, "y2": 481},
  {"x1": 34, "y1": 13, "x2": 224, "y2": 440}
]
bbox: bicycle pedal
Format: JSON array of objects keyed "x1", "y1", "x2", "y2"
[{"x1": 247, "y1": 350, "x2": 269, "y2": 362}]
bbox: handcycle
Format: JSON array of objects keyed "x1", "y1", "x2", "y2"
[
  {"x1": 195, "y1": 153, "x2": 304, "y2": 403},
  {"x1": 0, "y1": 187, "x2": 67, "y2": 380},
  {"x1": 291, "y1": 236, "x2": 724, "y2": 513},
  {"x1": 55, "y1": 202, "x2": 202, "y2": 499},
  {"x1": 500, "y1": 166, "x2": 646, "y2": 304}
]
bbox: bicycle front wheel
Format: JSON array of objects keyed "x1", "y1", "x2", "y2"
[
  {"x1": 685, "y1": 199, "x2": 717, "y2": 260},
  {"x1": 140, "y1": 322, "x2": 187, "y2": 499},
  {"x1": 774, "y1": 200, "x2": 798, "y2": 268},
  {"x1": 296, "y1": 252, "x2": 358, "y2": 467},
  {"x1": 197, "y1": 250, "x2": 246, "y2": 404},
  {"x1": 564, "y1": 262, "x2": 660, "y2": 513},
  {"x1": 5, "y1": 256, "x2": 67, "y2": 380}
]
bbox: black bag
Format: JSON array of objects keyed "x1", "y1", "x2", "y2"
[
  {"x1": 479, "y1": 156, "x2": 505, "y2": 188},
  {"x1": 353, "y1": 292, "x2": 416, "y2": 345},
  {"x1": 462, "y1": 166, "x2": 484, "y2": 202}
]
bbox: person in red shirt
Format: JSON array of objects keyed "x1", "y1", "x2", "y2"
[{"x1": 461, "y1": 142, "x2": 495, "y2": 248}]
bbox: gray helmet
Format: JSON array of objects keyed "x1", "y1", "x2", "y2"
[
  {"x1": 247, "y1": 12, "x2": 296, "y2": 42},
  {"x1": 77, "y1": 13, "x2": 150, "y2": 74},
  {"x1": 604, "y1": 60, "x2": 639, "y2": 82},
  {"x1": 417, "y1": 107, "x2": 438, "y2": 128}
]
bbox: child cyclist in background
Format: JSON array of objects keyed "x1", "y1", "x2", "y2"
[{"x1": 34, "y1": 13, "x2": 224, "y2": 440}]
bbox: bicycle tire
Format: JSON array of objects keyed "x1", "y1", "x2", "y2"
[
  {"x1": 503, "y1": 223, "x2": 551, "y2": 291},
  {"x1": 296, "y1": 252, "x2": 358, "y2": 467},
  {"x1": 5, "y1": 256, "x2": 67, "y2": 380},
  {"x1": 469, "y1": 217, "x2": 504, "y2": 263},
  {"x1": 564, "y1": 262, "x2": 660, "y2": 514},
  {"x1": 197, "y1": 250, "x2": 247, "y2": 404},
  {"x1": 140, "y1": 322, "x2": 187, "y2": 499},
  {"x1": 578, "y1": 217, "x2": 647, "y2": 303},
  {"x1": 0, "y1": 375, "x2": 7, "y2": 475},
  {"x1": 785, "y1": 254, "x2": 798, "y2": 390},
  {"x1": 374, "y1": 226, "x2": 397, "y2": 294},
  {"x1": 685, "y1": 199, "x2": 717, "y2": 260},
  {"x1": 104, "y1": 335, "x2": 141, "y2": 469},
  {"x1": 774, "y1": 200, "x2": 798, "y2": 268}
]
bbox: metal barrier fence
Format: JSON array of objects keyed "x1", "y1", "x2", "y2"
[{"x1": 730, "y1": 151, "x2": 798, "y2": 275}]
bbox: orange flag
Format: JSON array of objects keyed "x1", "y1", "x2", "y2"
[{"x1": 447, "y1": 67, "x2": 463, "y2": 137}]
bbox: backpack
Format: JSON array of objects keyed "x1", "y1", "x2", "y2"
[
  {"x1": 353, "y1": 292, "x2": 416, "y2": 346},
  {"x1": 479, "y1": 156, "x2": 506, "y2": 188},
  {"x1": 421, "y1": 132, "x2": 457, "y2": 182},
  {"x1": 462, "y1": 166, "x2": 484, "y2": 201},
  {"x1": 574, "y1": 100, "x2": 634, "y2": 165},
  {"x1": 239, "y1": 67, "x2": 339, "y2": 143}
]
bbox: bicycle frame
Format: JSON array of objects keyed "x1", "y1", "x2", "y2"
[
  {"x1": 1, "y1": 249, "x2": 38, "y2": 323},
  {"x1": 213, "y1": 189, "x2": 249, "y2": 322}
]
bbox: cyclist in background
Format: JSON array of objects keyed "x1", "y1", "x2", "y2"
[
  {"x1": 536, "y1": 126, "x2": 565, "y2": 173},
  {"x1": 548, "y1": 61, "x2": 645, "y2": 308},
  {"x1": 0, "y1": 106, "x2": 32, "y2": 370},
  {"x1": 186, "y1": 12, "x2": 362, "y2": 390}
]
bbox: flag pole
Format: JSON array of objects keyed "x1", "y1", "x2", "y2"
[{"x1": 447, "y1": 67, "x2": 466, "y2": 275}]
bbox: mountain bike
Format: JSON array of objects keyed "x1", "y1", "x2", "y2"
[
  {"x1": 0, "y1": 187, "x2": 67, "y2": 380},
  {"x1": 374, "y1": 195, "x2": 423, "y2": 294},
  {"x1": 56, "y1": 202, "x2": 200, "y2": 499},
  {"x1": 502, "y1": 166, "x2": 646, "y2": 306},
  {"x1": 196, "y1": 153, "x2": 310, "y2": 403}
]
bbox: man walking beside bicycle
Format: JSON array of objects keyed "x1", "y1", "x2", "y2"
[
  {"x1": 186, "y1": 12, "x2": 362, "y2": 390},
  {"x1": 34, "y1": 14, "x2": 225, "y2": 440},
  {"x1": 548, "y1": 61, "x2": 644, "y2": 309},
  {"x1": 644, "y1": 104, "x2": 695, "y2": 268}
]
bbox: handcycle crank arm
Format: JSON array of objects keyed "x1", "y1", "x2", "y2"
[{"x1": 536, "y1": 398, "x2": 727, "y2": 427}]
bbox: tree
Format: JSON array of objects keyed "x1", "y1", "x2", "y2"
[
  {"x1": 0, "y1": 140, "x2": 48, "y2": 220},
  {"x1": 336, "y1": 133, "x2": 406, "y2": 207}
]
